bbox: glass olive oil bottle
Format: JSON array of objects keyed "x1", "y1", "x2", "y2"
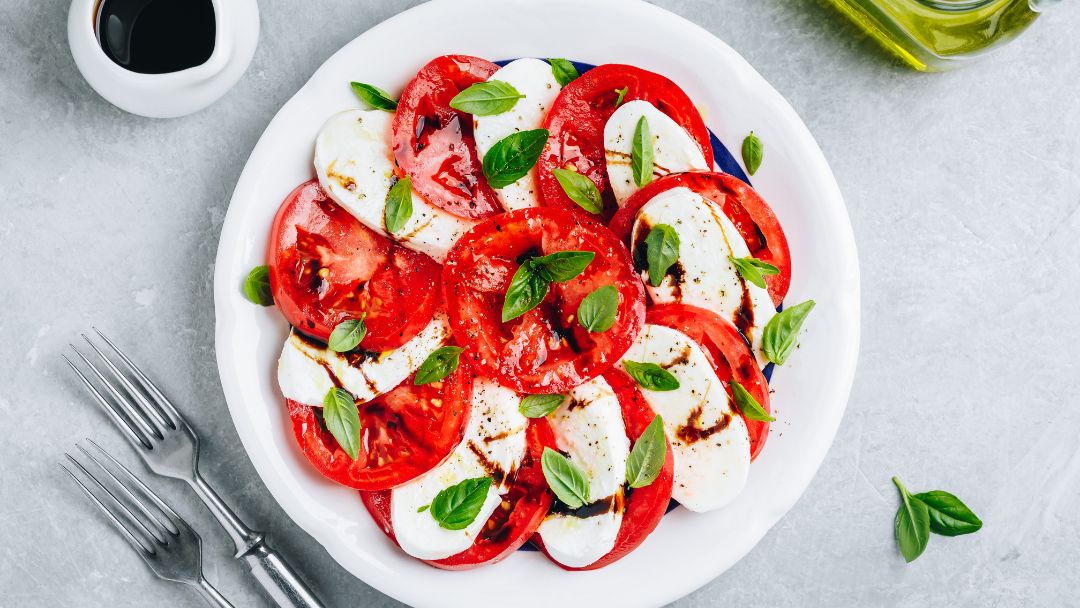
[{"x1": 824, "y1": 0, "x2": 1060, "y2": 71}]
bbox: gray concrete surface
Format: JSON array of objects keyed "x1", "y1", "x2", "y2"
[{"x1": 2, "y1": 1, "x2": 1079, "y2": 606}]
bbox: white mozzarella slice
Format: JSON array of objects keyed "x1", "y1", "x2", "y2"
[
  {"x1": 314, "y1": 109, "x2": 475, "y2": 262},
  {"x1": 631, "y1": 186, "x2": 776, "y2": 365},
  {"x1": 276, "y1": 313, "x2": 450, "y2": 407},
  {"x1": 604, "y1": 100, "x2": 709, "y2": 205},
  {"x1": 537, "y1": 377, "x2": 629, "y2": 568},
  {"x1": 620, "y1": 323, "x2": 750, "y2": 512},
  {"x1": 472, "y1": 58, "x2": 562, "y2": 211},
  {"x1": 390, "y1": 380, "x2": 527, "y2": 560}
]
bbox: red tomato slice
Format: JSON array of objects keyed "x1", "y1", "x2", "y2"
[
  {"x1": 392, "y1": 55, "x2": 502, "y2": 220},
  {"x1": 442, "y1": 207, "x2": 646, "y2": 393},
  {"x1": 532, "y1": 368, "x2": 675, "y2": 570},
  {"x1": 538, "y1": 64, "x2": 712, "y2": 221},
  {"x1": 286, "y1": 361, "x2": 471, "y2": 491},
  {"x1": 610, "y1": 171, "x2": 791, "y2": 306},
  {"x1": 268, "y1": 179, "x2": 443, "y2": 351},
  {"x1": 646, "y1": 303, "x2": 771, "y2": 460},
  {"x1": 360, "y1": 418, "x2": 558, "y2": 570}
]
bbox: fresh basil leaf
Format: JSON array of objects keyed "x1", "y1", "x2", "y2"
[
  {"x1": 742, "y1": 131, "x2": 763, "y2": 176},
  {"x1": 622, "y1": 360, "x2": 680, "y2": 391},
  {"x1": 614, "y1": 86, "x2": 628, "y2": 107},
  {"x1": 631, "y1": 115, "x2": 654, "y2": 187},
  {"x1": 328, "y1": 315, "x2": 368, "y2": 352},
  {"x1": 502, "y1": 251, "x2": 594, "y2": 322},
  {"x1": 644, "y1": 224, "x2": 680, "y2": 288},
  {"x1": 429, "y1": 476, "x2": 492, "y2": 531},
  {"x1": 533, "y1": 250, "x2": 595, "y2": 282},
  {"x1": 417, "y1": 504, "x2": 429, "y2": 513},
  {"x1": 519, "y1": 394, "x2": 566, "y2": 418},
  {"x1": 384, "y1": 176, "x2": 413, "y2": 234},
  {"x1": 893, "y1": 477, "x2": 930, "y2": 563},
  {"x1": 449, "y1": 80, "x2": 525, "y2": 116},
  {"x1": 578, "y1": 285, "x2": 618, "y2": 333},
  {"x1": 414, "y1": 346, "x2": 464, "y2": 385},
  {"x1": 502, "y1": 262, "x2": 550, "y2": 322},
  {"x1": 729, "y1": 256, "x2": 779, "y2": 290},
  {"x1": 731, "y1": 380, "x2": 775, "y2": 422},
  {"x1": 914, "y1": 490, "x2": 983, "y2": 537},
  {"x1": 625, "y1": 415, "x2": 666, "y2": 488},
  {"x1": 548, "y1": 58, "x2": 578, "y2": 87},
  {"x1": 762, "y1": 300, "x2": 815, "y2": 365},
  {"x1": 551, "y1": 168, "x2": 602, "y2": 214},
  {"x1": 482, "y1": 129, "x2": 549, "y2": 189},
  {"x1": 541, "y1": 448, "x2": 590, "y2": 509},
  {"x1": 350, "y1": 82, "x2": 397, "y2": 111},
  {"x1": 243, "y1": 265, "x2": 273, "y2": 306},
  {"x1": 322, "y1": 388, "x2": 361, "y2": 460}
]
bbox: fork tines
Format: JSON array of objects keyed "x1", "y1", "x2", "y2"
[
  {"x1": 63, "y1": 328, "x2": 181, "y2": 449},
  {"x1": 60, "y1": 440, "x2": 184, "y2": 556}
]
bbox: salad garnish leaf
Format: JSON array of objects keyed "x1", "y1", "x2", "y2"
[
  {"x1": 322, "y1": 388, "x2": 362, "y2": 460},
  {"x1": 625, "y1": 415, "x2": 666, "y2": 488},
  {"x1": 541, "y1": 448, "x2": 590, "y2": 509},
  {"x1": 761, "y1": 300, "x2": 815, "y2": 365},
  {"x1": 350, "y1": 82, "x2": 397, "y2": 111}
]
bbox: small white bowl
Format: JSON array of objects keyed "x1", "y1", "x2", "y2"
[{"x1": 67, "y1": 0, "x2": 260, "y2": 118}]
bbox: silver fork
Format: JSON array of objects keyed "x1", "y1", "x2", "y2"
[
  {"x1": 64, "y1": 329, "x2": 323, "y2": 608},
  {"x1": 61, "y1": 440, "x2": 233, "y2": 607}
]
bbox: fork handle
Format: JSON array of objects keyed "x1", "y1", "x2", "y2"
[
  {"x1": 242, "y1": 543, "x2": 324, "y2": 608},
  {"x1": 188, "y1": 475, "x2": 324, "y2": 608}
]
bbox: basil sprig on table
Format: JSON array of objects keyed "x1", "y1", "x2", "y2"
[
  {"x1": 614, "y1": 86, "x2": 628, "y2": 107},
  {"x1": 384, "y1": 176, "x2": 413, "y2": 234},
  {"x1": 644, "y1": 224, "x2": 680, "y2": 288},
  {"x1": 414, "y1": 346, "x2": 465, "y2": 385},
  {"x1": 730, "y1": 380, "x2": 775, "y2": 422},
  {"x1": 551, "y1": 168, "x2": 603, "y2": 214},
  {"x1": 328, "y1": 315, "x2": 367, "y2": 353},
  {"x1": 541, "y1": 448, "x2": 590, "y2": 509},
  {"x1": 548, "y1": 58, "x2": 579, "y2": 87},
  {"x1": 322, "y1": 388, "x2": 362, "y2": 460},
  {"x1": 482, "y1": 129, "x2": 549, "y2": 189},
  {"x1": 631, "y1": 116, "x2": 654, "y2": 187},
  {"x1": 577, "y1": 285, "x2": 618, "y2": 333},
  {"x1": 449, "y1": 80, "x2": 525, "y2": 116},
  {"x1": 350, "y1": 82, "x2": 398, "y2": 111},
  {"x1": 625, "y1": 415, "x2": 666, "y2": 489},
  {"x1": 519, "y1": 394, "x2": 566, "y2": 418},
  {"x1": 243, "y1": 265, "x2": 273, "y2": 306},
  {"x1": 742, "y1": 131, "x2": 763, "y2": 176},
  {"x1": 622, "y1": 361, "x2": 680, "y2": 391},
  {"x1": 729, "y1": 256, "x2": 779, "y2": 290},
  {"x1": 420, "y1": 476, "x2": 493, "y2": 530},
  {"x1": 892, "y1": 477, "x2": 981, "y2": 563},
  {"x1": 761, "y1": 300, "x2": 815, "y2": 365},
  {"x1": 502, "y1": 250, "x2": 595, "y2": 322}
]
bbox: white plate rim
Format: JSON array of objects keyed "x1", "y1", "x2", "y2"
[{"x1": 213, "y1": 1, "x2": 861, "y2": 606}]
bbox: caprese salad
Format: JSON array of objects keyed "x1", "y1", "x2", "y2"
[{"x1": 246, "y1": 55, "x2": 815, "y2": 571}]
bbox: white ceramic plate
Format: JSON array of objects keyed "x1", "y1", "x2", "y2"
[{"x1": 214, "y1": 1, "x2": 859, "y2": 606}]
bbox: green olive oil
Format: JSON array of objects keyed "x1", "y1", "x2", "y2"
[{"x1": 824, "y1": 0, "x2": 1054, "y2": 71}]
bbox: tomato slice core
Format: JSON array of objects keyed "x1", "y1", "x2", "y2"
[
  {"x1": 538, "y1": 64, "x2": 712, "y2": 221},
  {"x1": 610, "y1": 171, "x2": 792, "y2": 306},
  {"x1": 645, "y1": 303, "x2": 772, "y2": 460},
  {"x1": 286, "y1": 361, "x2": 471, "y2": 491},
  {"x1": 442, "y1": 207, "x2": 645, "y2": 393},
  {"x1": 268, "y1": 179, "x2": 443, "y2": 351},
  {"x1": 360, "y1": 417, "x2": 558, "y2": 570},
  {"x1": 392, "y1": 55, "x2": 502, "y2": 220}
]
